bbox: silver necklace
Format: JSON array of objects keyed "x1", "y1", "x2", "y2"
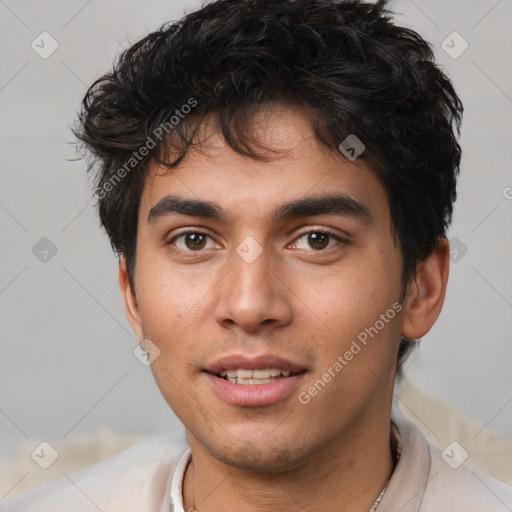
[{"x1": 368, "y1": 481, "x2": 389, "y2": 512}]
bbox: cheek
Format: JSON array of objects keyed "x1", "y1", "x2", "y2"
[
  {"x1": 136, "y1": 267, "x2": 208, "y2": 407},
  {"x1": 293, "y1": 251, "x2": 401, "y2": 340},
  {"x1": 134, "y1": 261, "x2": 210, "y2": 353}
]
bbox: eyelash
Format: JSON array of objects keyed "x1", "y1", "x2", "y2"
[{"x1": 167, "y1": 228, "x2": 347, "y2": 253}]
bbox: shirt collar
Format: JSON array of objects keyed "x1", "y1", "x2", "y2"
[
  {"x1": 169, "y1": 447, "x2": 191, "y2": 512},
  {"x1": 378, "y1": 406, "x2": 431, "y2": 512}
]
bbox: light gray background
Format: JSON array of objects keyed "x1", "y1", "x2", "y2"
[{"x1": 1, "y1": 0, "x2": 511, "y2": 478}]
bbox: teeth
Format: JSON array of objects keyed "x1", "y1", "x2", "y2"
[
  {"x1": 218, "y1": 368, "x2": 295, "y2": 381},
  {"x1": 252, "y1": 369, "x2": 271, "y2": 379},
  {"x1": 227, "y1": 377, "x2": 274, "y2": 385},
  {"x1": 238, "y1": 378, "x2": 273, "y2": 385}
]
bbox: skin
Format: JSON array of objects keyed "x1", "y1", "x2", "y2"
[{"x1": 119, "y1": 104, "x2": 449, "y2": 512}]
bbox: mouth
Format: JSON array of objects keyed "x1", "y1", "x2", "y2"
[{"x1": 202, "y1": 355, "x2": 308, "y2": 406}]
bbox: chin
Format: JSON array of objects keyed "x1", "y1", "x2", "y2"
[
  {"x1": 220, "y1": 448, "x2": 295, "y2": 473},
  {"x1": 199, "y1": 432, "x2": 315, "y2": 474}
]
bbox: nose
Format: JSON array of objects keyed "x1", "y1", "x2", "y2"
[{"x1": 213, "y1": 242, "x2": 293, "y2": 333}]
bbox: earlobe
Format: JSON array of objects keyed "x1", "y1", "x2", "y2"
[
  {"x1": 401, "y1": 238, "x2": 450, "y2": 340},
  {"x1": 118, "y1": 256, "x2": 143, "y2": 339}
]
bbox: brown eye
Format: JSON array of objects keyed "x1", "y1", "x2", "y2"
[
  {"x1": 170, "y1": 231, "x2": 217, "y2": 251},
  {"x1": 307, "y1": 232, "x2": 330, "y2": 250},
  {"x1": 293, "y1": 230, "x2": 342, "y2": 251},
  {"x1": 184, "y1": 233, "x2": 207, "y2": 250}
]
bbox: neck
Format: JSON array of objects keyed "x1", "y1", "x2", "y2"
[{"x1": 183, "y1": 413, "x2": 395, "y2": 512}]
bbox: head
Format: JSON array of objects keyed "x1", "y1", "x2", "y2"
[{"x1": 75, "y1": 0, "x2": 462, "y2": 470}]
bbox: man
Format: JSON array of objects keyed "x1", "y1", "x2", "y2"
[{"x1": 4, "y1": 0, "x2": 511, "y2": 510}]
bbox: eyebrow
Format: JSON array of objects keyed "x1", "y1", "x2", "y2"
[{"x1": 147, "y1": 193, "x2": 373, "y2": 225}]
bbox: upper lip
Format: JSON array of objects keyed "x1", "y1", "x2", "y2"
[{"x1": 203, "y1": 354, "x2": 308, "y2": 374}]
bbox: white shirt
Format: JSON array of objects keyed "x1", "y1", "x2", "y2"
[
  {"x1": 3, "y1": 408, "x2": 512, "y2": 511},
  {"x1": 169, "y1": 448, "x2": 191, "y2": 512}
]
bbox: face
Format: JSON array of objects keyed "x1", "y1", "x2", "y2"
[{"x1": 121, "y1": 105, "x2": 417, "y2": 472}]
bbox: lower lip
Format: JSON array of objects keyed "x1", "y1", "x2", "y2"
[{"x1": 204, "y1": 372, "x2": 307, "y2": 407}]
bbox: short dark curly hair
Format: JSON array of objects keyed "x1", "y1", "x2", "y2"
[{"x1": 75, "y1": 0, "x2": 463, "y2": 376}]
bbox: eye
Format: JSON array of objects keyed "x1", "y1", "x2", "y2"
[
  {"x1": 169, "y1": 231, "x2": 219, "y2": 251},
  {"x1": 291, "y1": 230, "x2": 344, "y2": 251}
]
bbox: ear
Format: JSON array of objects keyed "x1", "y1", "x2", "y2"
[
  {"x1": 401, "y1": 238, "x2": 450, "y2": 340},
  {"x1": 118, "y1": 256, "x2": 143, "y2": 340}
]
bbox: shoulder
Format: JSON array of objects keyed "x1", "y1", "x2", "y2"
[
  {"x1": 422, "y1": 441, "x2": 512, "y2": 512},
  {"x1": 1, "y1": 435, "x2": 188, "y2": 512},
  {"x1": 389, "y1": 408, "x2": 512, "y2": 512}
]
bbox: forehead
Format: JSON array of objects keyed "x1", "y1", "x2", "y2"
[{"x1": 139, "y1": 105, "x2": 388, "y2": 225}]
